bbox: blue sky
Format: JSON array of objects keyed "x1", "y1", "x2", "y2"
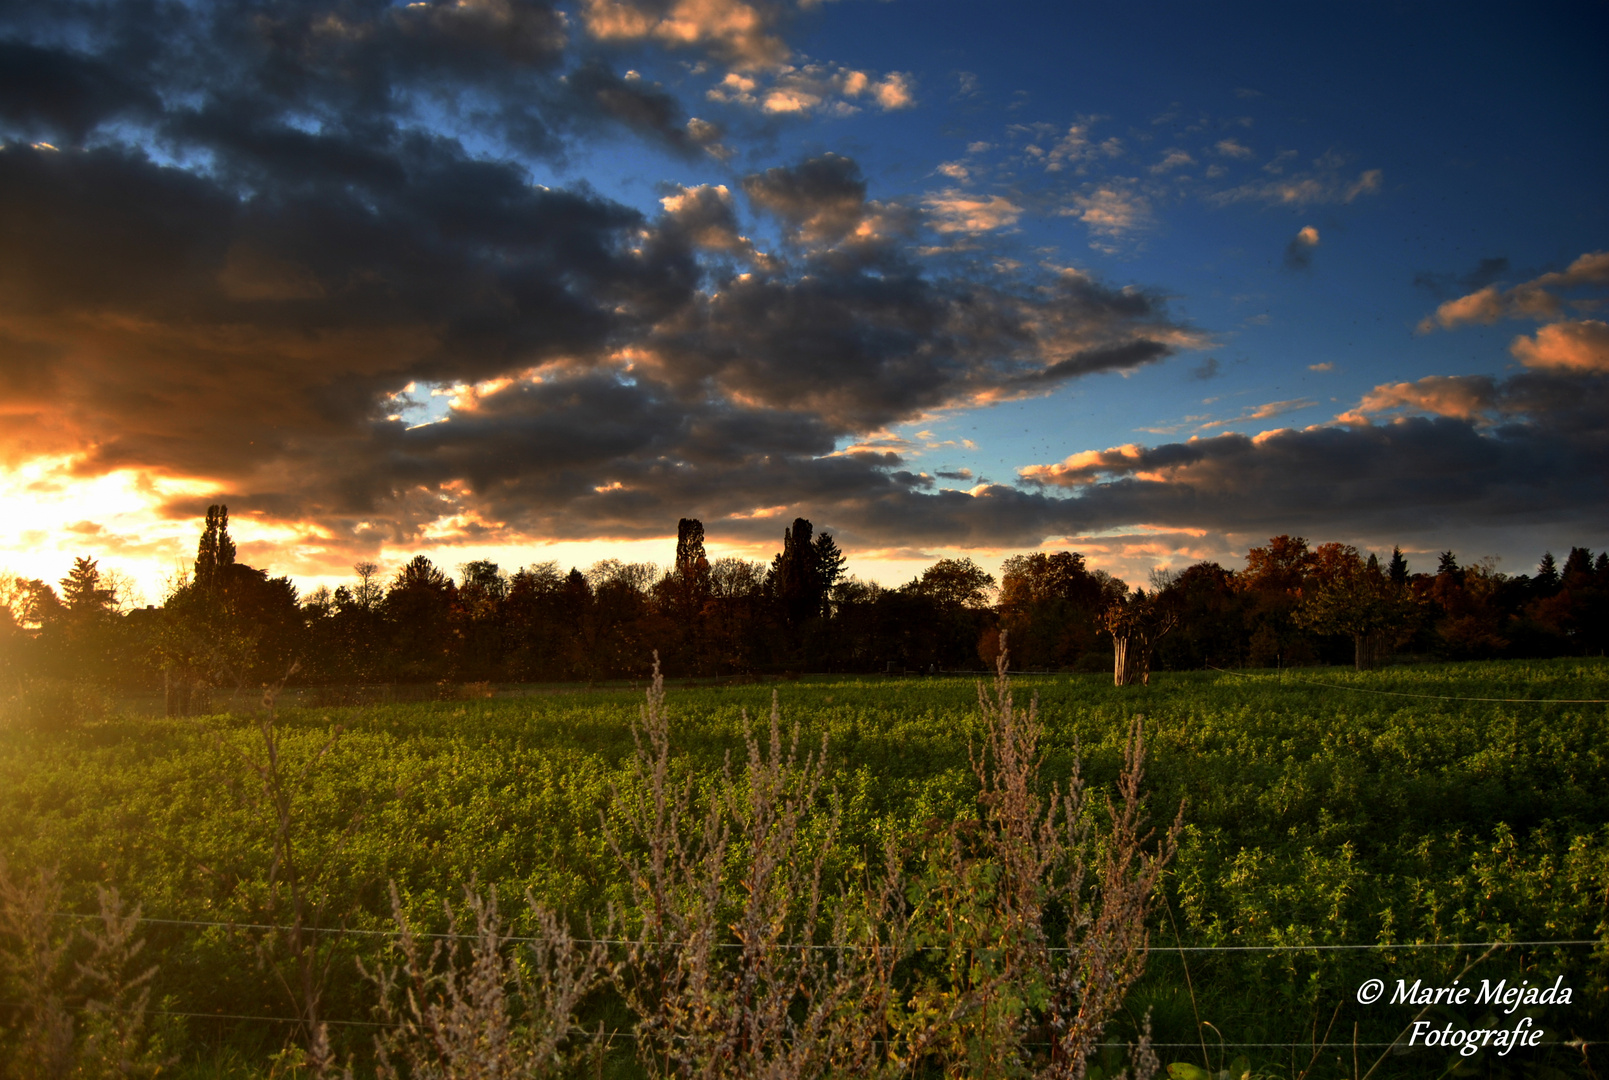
[{"x1": 0, "y1": 0, "x2": 1604, "y2": 597}]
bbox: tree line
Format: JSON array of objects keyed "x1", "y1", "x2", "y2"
[{"x1": 3, "y1": 508, "x2": 1607, "y2": 712}]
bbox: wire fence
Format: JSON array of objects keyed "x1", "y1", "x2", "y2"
[{"x1": 46, "y1": 911, "x2": 1606, "y2": 953}]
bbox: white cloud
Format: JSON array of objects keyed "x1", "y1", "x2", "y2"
[
  {"x1": 923, "y1": 190, "x2": 1023, "y2": 234},
  {"x1": 1060, "y1": 186, "x2": 1151, "y2": 247},
  {"x1": 1150, "y1": 149, "x2": 1195, "y2": 174},
  {"x1": 1210, "y1": 160, "x2": 1382, "y2": 207}
]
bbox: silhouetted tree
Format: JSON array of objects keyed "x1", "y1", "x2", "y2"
[
  {"x1": 386, "y1": 556, "x2": 457, "y2": 681},
  {"x1": 501, "y1": 562, "x2": 564, "y2": 680},
  {"x1": 1388, "y1": 546, "x2": 1409, "y2": 586},
  {"x1": 27, "y1": 557, "x2": 125, "y2": 682},
  {"x1": 997, "y1": 551, "x2": 1124, "y2": 669},
  {"x1": 1154, "y1": 562, "x2": 1244, "y2": 670},
  {"x1": 909, "y1": 558, "x2": 995, "y2": 609},
  {"x1": 194, "y1": 504, "x2": 237, "y2": 595},
  {"x1": 770, "y1": 518, "x2": 822, "y2": 632},
  {"x1": 812, "y1": 532, "x2": 847, "y2": 617},
  {"x1": 673, "y1": 519, "x2": 712, "y2": 606},
  {"x1": 1240, "y1": 535, "x2": 1317, "y2": 667},
  {"x1": 662, "y1": 519, "x2": 714, "y2": 671},
  {"x1": 456, "y1": 561, "x2": 508, "y2": 680},
  {"x1": 1535, "y1": 552, "x2": 1561, "y2": 594}
]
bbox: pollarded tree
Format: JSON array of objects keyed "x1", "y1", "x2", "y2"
[{"x1": 1102, "y1": 587, "x2": 1179, "y2": 686}]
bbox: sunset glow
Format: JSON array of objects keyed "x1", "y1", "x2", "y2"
[{"x1": 0, "y1": 0, "x2": 1603, "y2": 598}]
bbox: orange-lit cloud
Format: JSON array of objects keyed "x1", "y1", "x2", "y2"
[
  {"x1": 1193, "y1": 398, "x2": 1317, "y2": 430},
  {"x1": 1509, "y1": 319, "x2": 1609, "y2": 372},
  {"x1": 581, "y1": 0, "x2": 788, "y2": 70},
  {"x1": 1337, "y1": 375, "x2": 1497, "y2": 425},
  {"x1": 1418, "y1": 250, "x2": 1608, "y2": 332},
  {"x1": 705, "y1": 63, "x2": 914, "y2": 116},
  {"x1": 922, "y1": 190, "x2": 1023, "y2": 234}
]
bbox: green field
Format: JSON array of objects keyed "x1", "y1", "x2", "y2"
[{"x1": 2, "y1": 659, "x2": 1606, "y2": 1077}]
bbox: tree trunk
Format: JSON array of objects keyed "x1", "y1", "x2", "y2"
[
  {"x1": 1353, "y1": 632, "x2": 1377, "y2": 671},
  {"x1": 1113, "y1": 636, "x2": 1150, "y2": 686}
]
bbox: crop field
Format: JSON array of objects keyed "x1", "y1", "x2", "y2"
[{"x1": 2, "y1": 658, "x2": 1606, "y2": 1078}]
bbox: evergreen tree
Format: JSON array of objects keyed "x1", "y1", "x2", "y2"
[
  {"x1": 1388, "y1": 546, "x2": 1409, "y2": 586},
  {"x1": 1560, "y1": 548, "x2": 1593, "y2": 588},
  {"x1": 812, "y1": 532, "x2": 847, "y2": 616},
  {"x1": 1535, "y1": 551, "x2": 1560, "y2": 593},
  {"x1": 1437, "y1": 551, "x2": 1460, "y2": 577},
  {"x1": 60, "y1": 556, "x2": 117, "y2": 616}
]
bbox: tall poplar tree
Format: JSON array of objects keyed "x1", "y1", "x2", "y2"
[{"x1": 194, "y1": 504, "x2": 236, "y2": 594}]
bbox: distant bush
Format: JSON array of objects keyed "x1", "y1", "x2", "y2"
[{"x1": 0, "y1": 678, "x2": 112, "y2": 732}]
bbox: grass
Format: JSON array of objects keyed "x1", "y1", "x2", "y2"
[{"x1": 1, "y1": 659, "x2": 1606, "y2": 1077}]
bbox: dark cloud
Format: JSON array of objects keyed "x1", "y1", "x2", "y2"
[
  {"x1": 1413, "y1": 255, "x2": 1511, "y2": 299},
  {"x1": 1016, "y1": 368, "x2": 1609, "y2": 545},
  {"x1": 17, "y1": 3, "x2": 1591, "y2": 568},
  {"x1": 742, "y1": 153, "x2": 869, "y2": 245},
  {"x1": 1190, "y1": 356, "x2": 1220, "y2": 380},
  {"x1": 0, "y1": 40, "x2": 163, "y2": 141},
  {"x1": 0, "y1": 2, "x2": 1209, "y2": 560}
]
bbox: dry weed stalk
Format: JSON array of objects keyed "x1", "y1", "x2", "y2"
[
  {"x1": 609, "y1": 655, "x2": 880, "y2": 1079},
  {"x1": 0, "y1": 867, "x2": 173, "y2": 1080},
  {"x1": 0, "y1": 859, "x2": 74, "y2": 1080},
  {"x1": 933, "y1": 642, "x2": 1180, "y2": 1079},
  {"x1": 365, "y1": 884, "x2": 608, "y2": 1079},
  {"x1": 603, "y1": 648, "x2": 1179, "y2": 1080},
  {"x1": 73, "y1": 885, "x2": 175, "y2": 1079},
  {"x1": 214, "y1": 665, "x2": 351, "y2": 1071}
]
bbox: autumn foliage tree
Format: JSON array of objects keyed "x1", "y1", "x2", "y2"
[{"x1": 1296, "y1": 550, "x2": 1417, "y2": 669}]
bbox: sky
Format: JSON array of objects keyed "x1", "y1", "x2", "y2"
[{"x1": 1, "y1": 0, "x2": 1606, "y2": 603}]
